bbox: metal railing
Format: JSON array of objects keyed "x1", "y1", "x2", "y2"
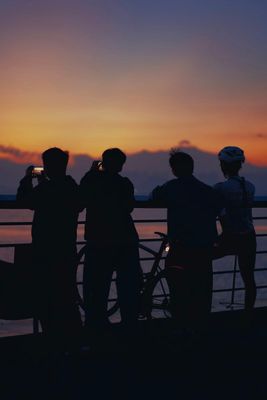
[{"x1": 0, "y1": 195, "x2": 267, "y2": 334}]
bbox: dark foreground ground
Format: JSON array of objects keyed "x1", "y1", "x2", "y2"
[{"x1": 1, "y1": 309, "x2": 267, "y2": 400}]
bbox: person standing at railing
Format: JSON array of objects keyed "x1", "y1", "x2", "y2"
[
  {"x1": 79, "y1": 148, "x2": 141, "y2": 338},
  {"x1": 16, "y1": 147, "x2": 82, "y2": 353},
  {"x1": 213, "y1": 146, "x2": 257, "y2": 310},
  {"x1": 151, "y1": 149, "x2": 222, "y2": 332}
]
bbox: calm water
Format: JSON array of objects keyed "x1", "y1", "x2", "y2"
[{"x1": 1, "y1": 208, "x2": 267, "y2": 337}]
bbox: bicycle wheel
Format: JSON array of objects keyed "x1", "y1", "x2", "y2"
[
  {"x1": 75, "y1": 245, "x2": 120, "y2": 317},
  {"x1": 139, "y1": 269, "x2": 171, "y2": 319}
]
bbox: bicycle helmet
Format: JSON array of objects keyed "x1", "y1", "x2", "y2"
[{"x1": 218, "y1": 146, "x2": 245, "y2": 163}]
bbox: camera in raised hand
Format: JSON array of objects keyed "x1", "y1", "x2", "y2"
[{"x1": 32, "y1": 166, "x2": 44, "y2": 178}]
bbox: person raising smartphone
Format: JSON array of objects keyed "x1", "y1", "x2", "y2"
[
  {"x1": 16, "y1": 147, "x2": 82, "y2": 352},
  {"x1": 79, "y1": 148, "x2": 141, "y2": 338}
]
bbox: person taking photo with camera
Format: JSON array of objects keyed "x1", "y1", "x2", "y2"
[
  {"x1": 16, "y1": 147, "x2": 82, "y2": 353},
  {"x1": 79, "y1": 148, "x2": 141, "y2": 338}
]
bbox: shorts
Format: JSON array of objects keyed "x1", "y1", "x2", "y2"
[{"x1": 213, "y1": 230, "x2": 256, "y2": 272}]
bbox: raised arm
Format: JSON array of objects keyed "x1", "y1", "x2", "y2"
[
  {"x1": 150, "y1": 183, "x2": 168, "y2": 205},
  {"x1": 16, "y1": 166, "x2": 35, "y2": 208},
  {"x1": 121, "y1": 178, "x2": 136, "y2": 213}
]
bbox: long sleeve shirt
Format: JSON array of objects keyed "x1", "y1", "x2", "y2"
[
  {"x1": 79, "y1": 170, "x2": 138, "y2": 245},
  {"x1": 17, "y1": 175, "x2": 80, "y2": 258}
]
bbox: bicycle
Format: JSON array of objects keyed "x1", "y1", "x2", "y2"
[{"x1": 75, "y1": 232, "x2": 172, "y2": 320}]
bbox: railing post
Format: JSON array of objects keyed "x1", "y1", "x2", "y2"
[
  {"x1": 33, "y1": 317, "x2": 39, "y2": 335},
  {"x1": 226, "y1": 255, "x2": 239, "y2": 309}
]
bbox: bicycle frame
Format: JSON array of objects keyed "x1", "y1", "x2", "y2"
[
  {"x1": 75, "y1": 232, "x2": 170, "y2": 319},
  {"x1": 138, "y1": 233, "x2": 171, "y2": 318},
  {"x1": 139, "y1": 232, "x2": 168, "y2": 276}
]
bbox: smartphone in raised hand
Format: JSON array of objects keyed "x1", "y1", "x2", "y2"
[
  {"x1": 90, "y1": 160, "x2": 103, "y2": 171},
  {"x1": 32, "y1": 166, "x2": 44, "y2": 177}
]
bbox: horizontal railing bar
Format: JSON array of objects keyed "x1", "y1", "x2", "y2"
[
  {"x1": 213, "y1": 267, "x2": 267, "y2": 274},
  {"x1": 0, "y1": 222, "x2": 33, "y2": 226},
  {"x1": 1, "y1": 195, "x2": 267, "y2": 209},
  {"x1": 1, "y1": 219, "x2": 267, "y2": 227},
  {"x1": 149, "y1": 285, "x2": 267, "y2": 297},
  {"x1": 0, "y1": 219, "x2": 168, "y2": 226},
  {"x1": 32, "y1": 287, "x2": 267, "y2": 305},
  {"x1": 1, "y1": 218, "x2": 267, "y2": 225},
  {"x1": 213, "y1": 285, "x2": 267, "y2": 293},
  {"x1": 1, "y1": 241, "x2": 266, "y2": 259},
  {"x1": 2, "y1": 242, "x2": 161, "y2": 248},
  {"x1": 71, "y1": 260, "x2": 267, "y2": 277},
  {"x1": 77, "y1": 278, "x2": 117, "y2": 284},
  {"x1": 0, "y1": 243, "x2": 31, "y2": 248},
  {"x1": 139, "y1": 238, "x2": 162, "y2": 242},
  {"x1": 76, "y1": 239, "x2": 162, "y2": 244},
  {"x1": 133, "y1": 219, "x2": 167, "y2": 223},
  {"x1": 75, "y1": 262, "x2": 267, "y2": 274}
]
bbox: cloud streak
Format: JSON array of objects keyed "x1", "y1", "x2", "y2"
[
  {"x1": 0, "y1": 145, "x2": 41, "y2": 164},
  {"x1": 256, "y1": 133, "x2": 267, "y2": 139}
]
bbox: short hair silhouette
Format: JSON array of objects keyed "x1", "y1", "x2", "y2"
[
  {"x1": 102, "y1": 148, "x2": 126, "y2": 173},
  {"x1": 42, "y1": 147, "x2": 69, "y2": 178},
  {"x1": 169, "y1": 149, "x2": 194, "y2": 177}
]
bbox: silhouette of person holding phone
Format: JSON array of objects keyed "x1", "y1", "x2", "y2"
[
  {"x1": 17, "y1": 147, "x2": 82, "y2": 351},
  {"x1": 79, "y1": 148, "x2": 141, "y2": 336}
]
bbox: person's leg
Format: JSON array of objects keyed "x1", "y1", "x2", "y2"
[
  {"x1": 165, "y1": 247, "x2": 213, "y2": 330},
  {"x1": 165, "y1": 244, "x2": 191, "y2": 326},
  {"x1": 237, "y1": 233, "x2": 257, "y2": 310},
  {"x1": 165, "y1": 267, "x2": 190, "y2": 325},
  {"x1": 115, "y1": 244, "x2": 140, "y2": 329},
  {"x1": 190, "y1": 256, "x2": 213, "y2": 330},
  {"x1": 83, "y1": 244, "x2": 114, "y2": 330},
  {"x1": 34, "y1": 265, "x2": 59, "y2": 352},
  {"x1": 212, "y1": 233, "x2": 235, "y2": 259},
  {"x1": 33, "y1": 264, "x2": 52, "y2": 335},
  {"x1": 53, "y1": 257, "x2": 82, "y2": 351}
]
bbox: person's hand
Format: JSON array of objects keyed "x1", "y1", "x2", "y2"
[
  {"x1": 36, "y1": 169, "x2": 46, "y2": 184},
  {"x1": 25, "y1": 165, "x2": 34, "y2": 179},
  {"x1": 90, "y1": 160, "x2": 102, "y2": 171}
]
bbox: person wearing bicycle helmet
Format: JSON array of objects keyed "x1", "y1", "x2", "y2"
[{"x1": 214, "y1": 146, "x2": 256, "y2": 310}]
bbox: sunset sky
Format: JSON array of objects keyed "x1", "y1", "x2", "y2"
[{"x1": 1, "y1": 0, "x2": 267, "y2": 165}]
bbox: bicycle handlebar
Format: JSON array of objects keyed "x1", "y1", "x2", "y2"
[{"x1": 154, "y1": 231, "x2": 168, "y2": 239}]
